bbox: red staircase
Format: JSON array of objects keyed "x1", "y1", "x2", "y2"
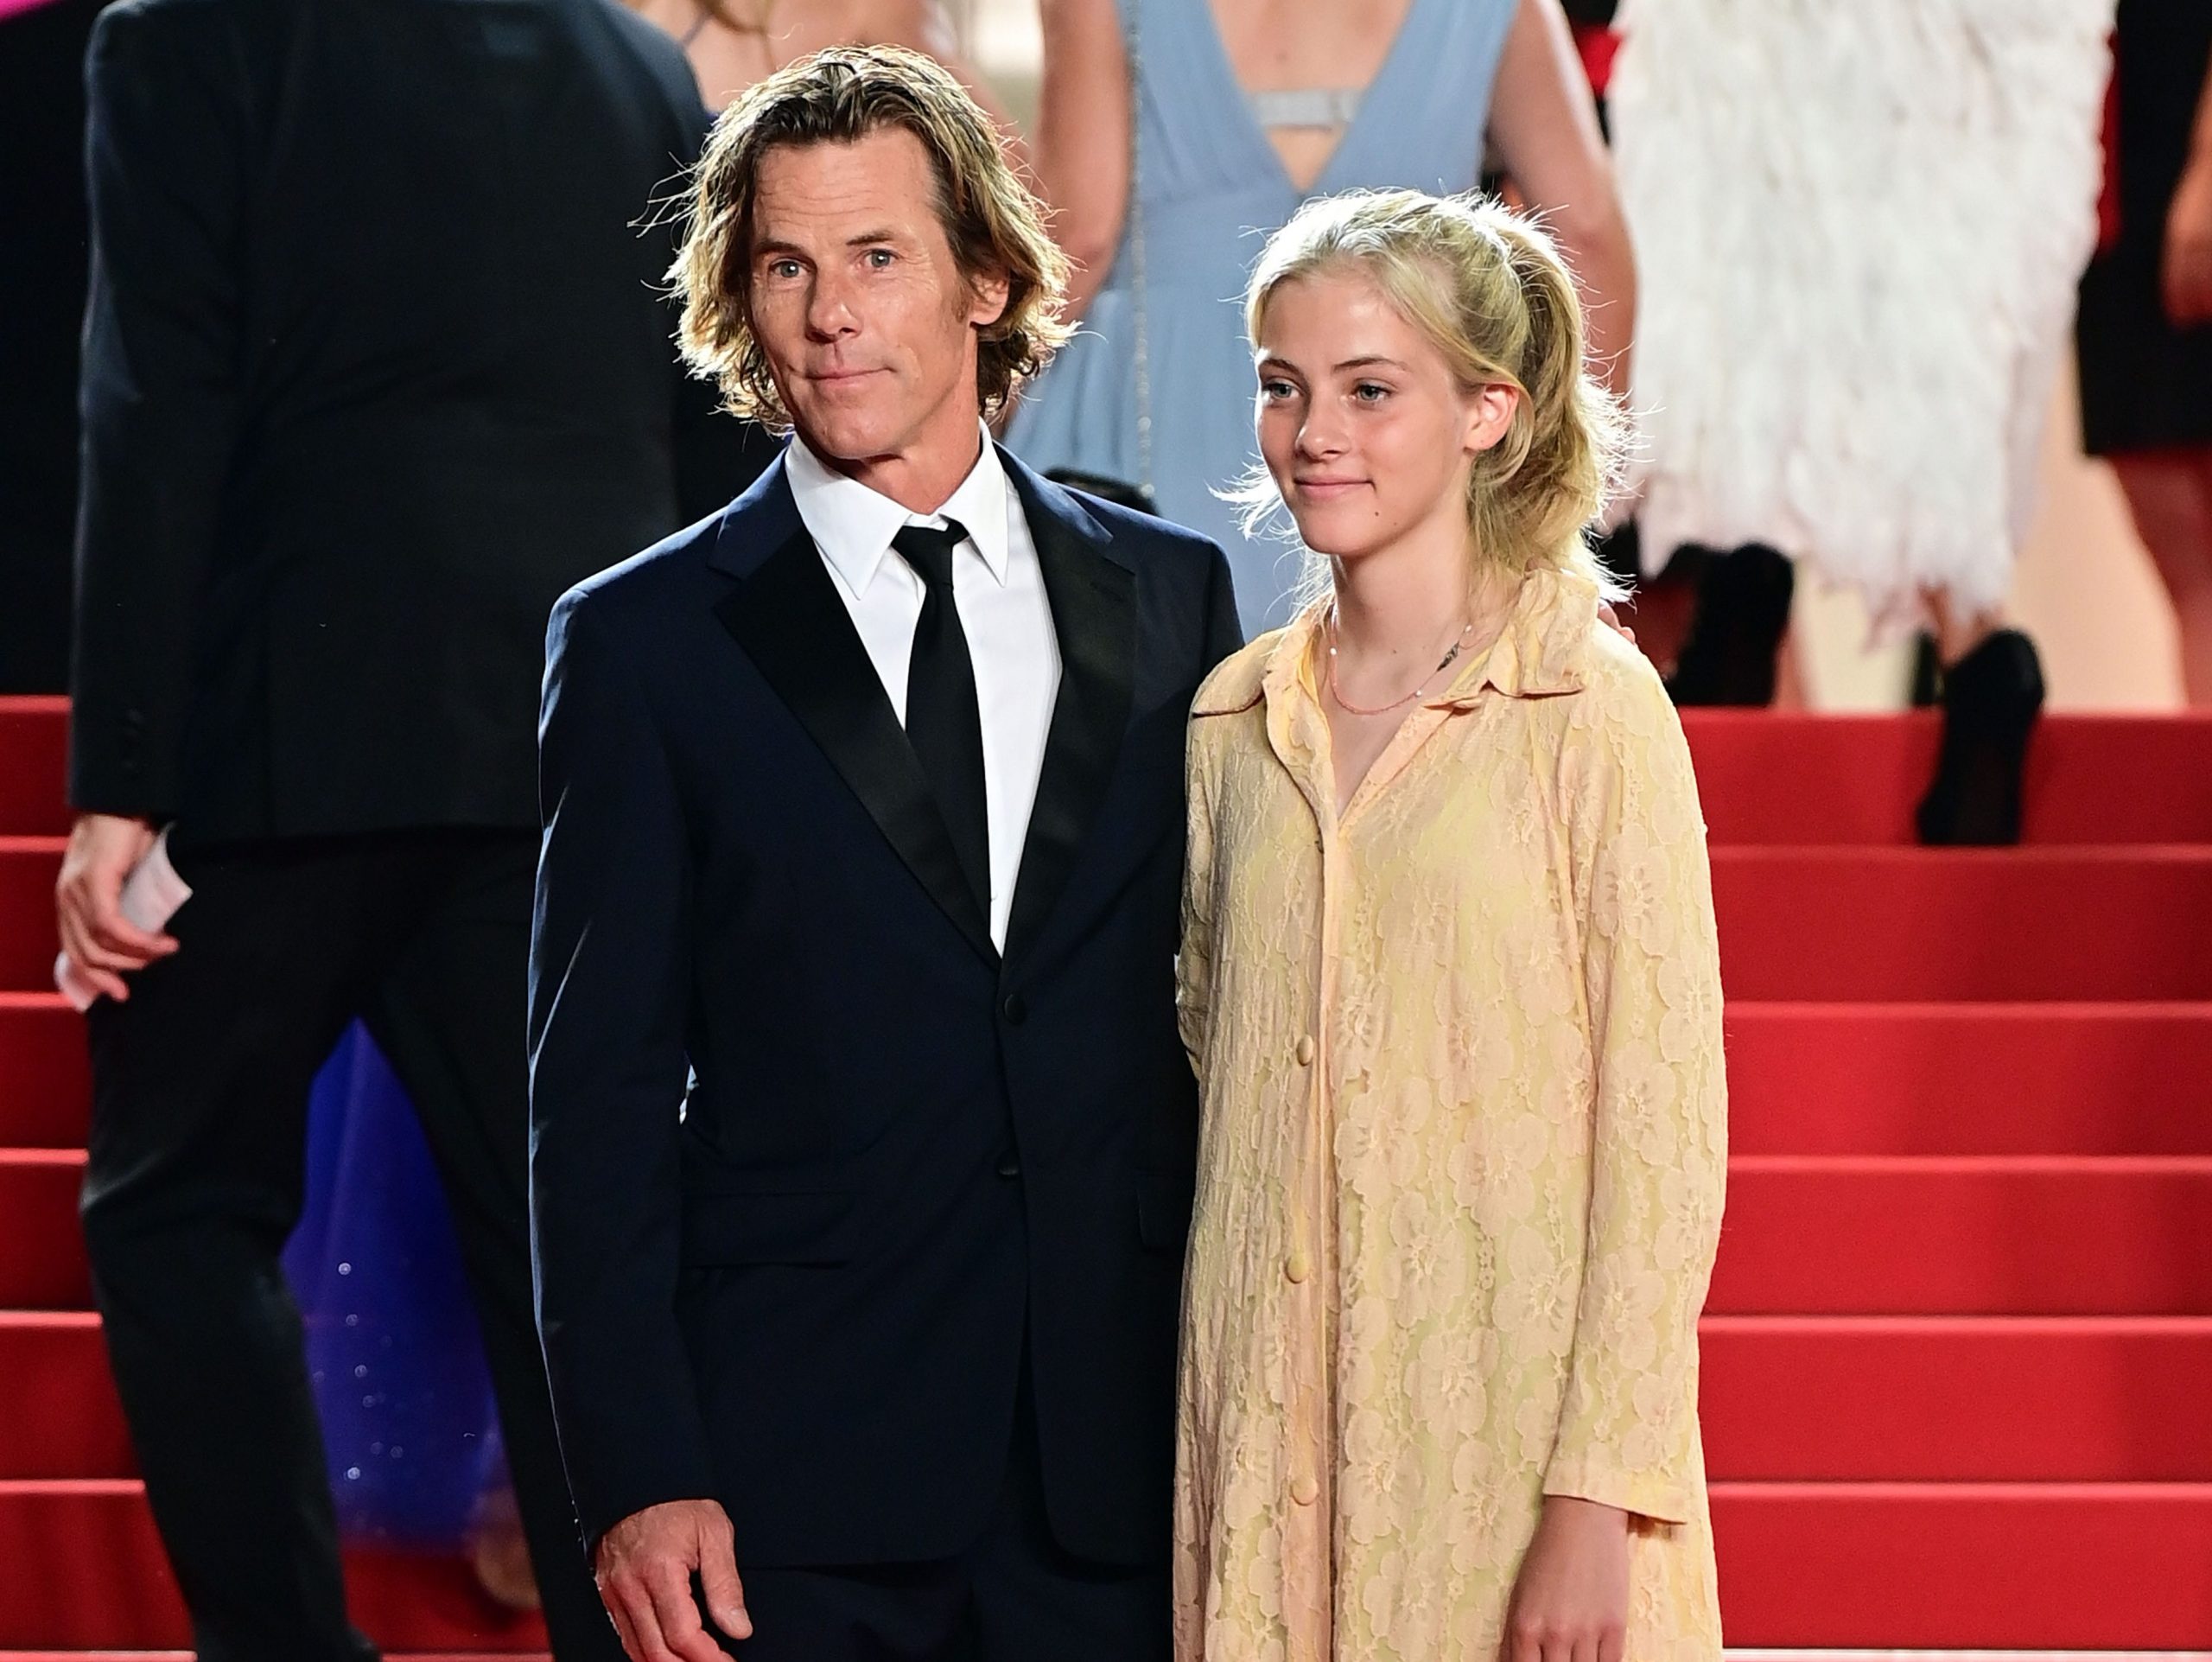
[
  {"x1": 1695, "y1": 709, "x2": 2212, "y2": 1647},
  {"x1": 0, "y1": 697, "x2": 549, "y2": 1659},
  {"x1": 2, "y1": 695, "x2": 2209, "y2": 1650}
]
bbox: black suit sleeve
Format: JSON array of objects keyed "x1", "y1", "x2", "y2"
[
  {"x1": 69, "y1": 3, "x2": 249, "y2": 817},
  {"x1": 1200, "y1": 540, "x2": 1244, "y2": 672},
  {"x1": 529, "y1": 586, "x2": 716, "y2": 1550}
]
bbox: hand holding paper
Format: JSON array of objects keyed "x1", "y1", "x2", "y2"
[{"x1": 54, "y1": 815, "x2": 189, "y2": 1009}]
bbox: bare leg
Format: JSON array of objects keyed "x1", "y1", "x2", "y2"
[
  {"x1": 1625, "y1": 567, "x2": 1697, "y2": 677},
  {"x1": 1924, "y1": 589, "x2": 2007, "y2": 670},
  {"x1": 2111, "y1": 446, "x2": 2212, "y2": 706},
  {"x1": 1771, "y1": 627, "x2": 1808, "y2": 710}
]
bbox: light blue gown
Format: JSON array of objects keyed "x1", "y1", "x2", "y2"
[{"x1": 1006, "y1": 0, "x2": 1516, "y2": 635}]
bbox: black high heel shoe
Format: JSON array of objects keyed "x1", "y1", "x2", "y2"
[
  {"x1": 1916, "y1": 628, "x2": 2044, "y2": 846},
  {"x1": 1665, "y1": 544, "x2": 1796, "y2": 706}
]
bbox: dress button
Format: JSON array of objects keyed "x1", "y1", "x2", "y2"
[
  {"x1": 1294, "y1": 1035, "x2": 1315, "y2": 1067},
  {"x1": 1001, "y1": 993, "x2": 1027, "y2": 1025},
  {"x1": 1290, "y1": 1473, "x2": 1319, "y2": 1506},
  {"x1": 1284, "y1": 1249, "x2": 1310, "y2": 1284}
]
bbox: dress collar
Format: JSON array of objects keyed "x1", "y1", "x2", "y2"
[{"x1": 1232, "y1": 564, "x2": 1599, "y2": 718}]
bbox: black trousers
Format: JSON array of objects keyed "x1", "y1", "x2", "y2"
[
  {"x1": 728, "y1": 1352, "x2": 1170, "y2": 1662},
  {"x1": 79, "y1": 830, "x2": 621, "y2": 1662}
]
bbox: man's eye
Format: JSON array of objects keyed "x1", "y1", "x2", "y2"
[
  {"x1": 768, "y1": 259, "x2": 803, "y2": 280},
  {"x1": 866, "y1": 248, "x2": 896, "y2": 268}
]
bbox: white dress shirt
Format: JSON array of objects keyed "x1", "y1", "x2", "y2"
[{"x1": 787, "y1": 429, "x2": 1061, "y2": 952}]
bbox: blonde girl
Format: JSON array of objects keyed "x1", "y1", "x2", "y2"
[{"x1": 1173, "y1": 188, "x2": 1726, "y2": 1661}]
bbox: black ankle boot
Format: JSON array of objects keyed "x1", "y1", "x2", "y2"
[
  {"x1": 1916, "y1": 628, "x2": 2044, "y2": 845},
  {"x1": 1665, "y1": 544, "x2": 1795, "y2": 706}
]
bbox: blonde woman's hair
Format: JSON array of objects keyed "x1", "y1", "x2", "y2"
[
  {"x1": 671, "y1": 45, "x2": 1072, "y2": 426},
  {"x1": 1236, "y1": 188, "x2": 1627, "y2": 601}
]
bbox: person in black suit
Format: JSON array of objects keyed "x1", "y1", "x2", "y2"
[
  {"x1": 53, "y1": 1, "x2": 745, "y2": 1655},
  {"x1": 527, "y1": 46, "x2": 1241, "y2": 1662},
  {"x1": 0, "y1": 0, "x2": 100, "y2": 693}
]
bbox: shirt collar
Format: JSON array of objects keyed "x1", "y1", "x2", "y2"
[{"x1": 786, "y1": 424, "x2": 1013, "y2": 595}]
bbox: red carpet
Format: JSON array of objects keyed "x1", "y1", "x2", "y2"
[{"x1": 2, "y1": 694, "x2": 2209, "y2": 1649}]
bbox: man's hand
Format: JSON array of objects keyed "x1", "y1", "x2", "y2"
[
  {"x1": 1503, "y1": 1493, "x2": 1631, "y2": 1662},
  {"x1": 595, "y1": 1499, "x2": 751, "y2": 1662},
  {"x1": 54, "y1": 812, "x2": 175, "y2": 1003}
]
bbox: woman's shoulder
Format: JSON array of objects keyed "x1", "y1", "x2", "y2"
[{"x1": 1192, "y1": 626, "x2": 1292, "y2": 721}]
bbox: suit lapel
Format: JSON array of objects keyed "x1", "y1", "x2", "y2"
[
  {"x1": 1003, "y1": 455, "x2": 1137, "y2": 967},
  {"x1": 710, "y1": 465, "x2": 998, "y2": 967}
]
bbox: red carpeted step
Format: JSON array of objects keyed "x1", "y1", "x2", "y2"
[
  {"x1": 1681, "y1": 710, "x2": 2212, "y2": 846},
  {"x1": 1700, "y1": 1317, "x2": 2212, "y2": 1481},
  {"x1": 1709, "y1": 1156, "x2": 2212, "y2": 1315},
  {"x1": 0, "y1": 1656, "x2": 550, "y2": 1661},
  {"x1": 0, "y1": 995, "x2": 87, "y2": 1149},
  {"x1": 0, "y1": 841, "x2": 63, "y2": 996},
  {"x1": 1727, "y1": 1002, "x2": 2212, "y2": 1156},
  {"x1": 0, "y1": 1317, "x2": 130, "y2": 1481},
  {"x1": 0, "y1": 698, "x2": 69, "y2": 840},
  {"x1": 1709, "y1": 1481, "x2": 2212, "y2": 1647},
  {"x1": 0, "y1": 1481, "x2": 549, "y2": 1651},
  {"x1": 0, "y1": 1152, "x2": 91, "y2": 1311},
  {"x1": 1712, "y1": 848, "x2": 2212, "y2": 1002}
]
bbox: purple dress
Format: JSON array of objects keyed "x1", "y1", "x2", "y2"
[{"x1": 283, "y1": 1022, "x2": 503, "y2": 1545}]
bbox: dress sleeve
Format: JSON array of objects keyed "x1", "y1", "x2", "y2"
[
  {"x1": 1541, "y1": 659, "x2": 1728, "y2": 1526},
  {"x1": 1175, "y1": 719, "x2": 1218, "y2": 1076}
]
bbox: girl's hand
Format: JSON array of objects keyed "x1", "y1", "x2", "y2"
[{"x1": 1503, "y1": 1494, "x2": 1631, "y2": 1662}]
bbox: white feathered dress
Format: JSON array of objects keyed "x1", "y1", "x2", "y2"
[{"x1": 1608, "y1": 0, "x2": 2116, "y2": 630}]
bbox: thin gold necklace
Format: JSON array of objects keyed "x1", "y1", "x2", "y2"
[{"x1": 1325, "y1": 608, "x2": 1474, "y2": 717}]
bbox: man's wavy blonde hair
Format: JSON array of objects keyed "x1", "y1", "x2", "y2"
[{"x1": 671, "y1": 45, "x2": 1072, "y2": 428}]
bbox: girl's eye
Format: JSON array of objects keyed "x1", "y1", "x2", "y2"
[
  {"x1": 1353, "y1": 382, "x2": 1390, "y2": 404},
  {"x1": 1261, "y1": 379, "x2": 1299, "y2": 401}
]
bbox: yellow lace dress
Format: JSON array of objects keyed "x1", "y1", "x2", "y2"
[{"x1": 1173, "y1": 569, "x2": 1727, "y2": 1661}]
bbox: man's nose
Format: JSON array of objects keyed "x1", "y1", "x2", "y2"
[{"x1": 804, "y1": 269, "x2": 859, "y2": 339}]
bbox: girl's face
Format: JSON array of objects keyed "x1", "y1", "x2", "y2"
[{"x1": 1253, "y1": 266, "x2": 1517, "y2": 565}]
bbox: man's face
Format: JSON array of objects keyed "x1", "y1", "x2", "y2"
[{"x1": 746, "y1": 129, "x2": 1009, "y2": 474}]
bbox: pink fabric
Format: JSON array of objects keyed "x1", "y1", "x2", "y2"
[{"x1": 0, "y1": 0, "x2": 70, "y2": 20}]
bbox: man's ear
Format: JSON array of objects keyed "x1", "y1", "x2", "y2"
[{"x1": 969, "y1": 264, "x2": 1013, "y2": 332}]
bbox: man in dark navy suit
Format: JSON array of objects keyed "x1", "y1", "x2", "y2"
[{"x1": 527, "y1": 45, "x2": 1243, "y2": 1662}]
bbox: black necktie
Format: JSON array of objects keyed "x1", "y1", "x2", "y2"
[{"x1": 892, "y1": 519, "x2": 990, "y2": 915}]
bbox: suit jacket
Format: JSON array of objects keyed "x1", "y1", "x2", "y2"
[
  {"x1": 69, "y1": 0, "x2": 744, "y2": 838},
  {"x1": 528, "y1": 448, "x2": 1243, "y2": 1567}
]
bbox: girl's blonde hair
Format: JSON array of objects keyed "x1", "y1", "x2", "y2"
[{"x1": 1236, "y1": 188, "x2": 1627, "y2": 601}]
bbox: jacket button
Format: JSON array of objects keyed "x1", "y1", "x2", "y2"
[
  {"x1": 1290, "y1": 1472, "x2": 1319, "y2": 1506},
  {"x1": 1294, "y1": 1035, "x2": 1316, "y2": 1067},
  {"x1": 1001, "y1": 993, "x2": 1027, "y2": 1025},
  {"x1": 995, "y1": 1152, "x2": 1021, "y2": 1180}
]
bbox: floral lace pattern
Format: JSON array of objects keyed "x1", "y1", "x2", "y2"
[{"x1": 1174, "y1": 569, "x2": 1726, "y2": 1660}]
